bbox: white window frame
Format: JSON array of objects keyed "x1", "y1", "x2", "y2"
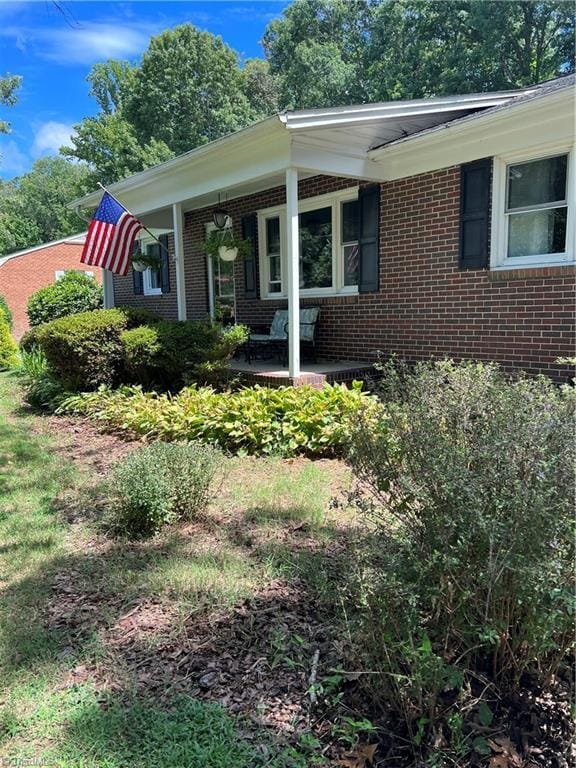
[
  {"x1": 138, "y1": 235, "x2": 162, "y2": 296},
  {"x1": 205, "y1": 220, "x2": 236, "y2": 320},
  {"x1": 491, "y1": 143, "x2": 575, "y2": 270},
  {"x1": 257, "y1": 187, "x2": 359, "y2": 299}
]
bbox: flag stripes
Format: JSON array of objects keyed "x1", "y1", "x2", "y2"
[{"x1": 80, "y1": 191, "x2": 143, "y2": 276}]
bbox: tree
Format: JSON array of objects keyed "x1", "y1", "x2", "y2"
[
  {"x1": 126, "y1": 25, "x2": 257, "y2": 155},
  {"x1": 263, "y1": 0, "x2": 372, "y2": 108},
  {"x1": 0, "y1": 73, "x2": 21, "y2": 134},
  {"x1": 263, "y1": 0, "x2": 575, "y2": 108},
  {"x1": 63, "y1": 60, "x2": 174, "y2": 184},
  {"x1": 241, "y1": 59, "x2": 280, "y2": 118},
  {"x1": 0, "y1": 157, "x2": 92, "y2": 255}
]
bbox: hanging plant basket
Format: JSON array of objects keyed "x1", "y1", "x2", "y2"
[
  {"x1": 203, "y1": 229, "x2": 250, "y2": 262},
  {"x1": 131, "y1": 250, "x2": 161, "y2": 272}
]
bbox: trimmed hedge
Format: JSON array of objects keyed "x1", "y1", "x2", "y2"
[
  {"x1": 23, "y1": 308, "x2": 248, "y2": 392},
  {"x1": 59, "y1": 382, "x2": 380, "y2": 457},
  {"x1": 27, "y1": 271, "x2": 103, "y2": 326}
]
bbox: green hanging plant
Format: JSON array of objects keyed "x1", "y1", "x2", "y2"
[
  {"x1": 132, "y1": 245, "x2": 162, "y2": 272},
  {"x1": 202, "y1": 228, "x2": 251, "y2": 262}
]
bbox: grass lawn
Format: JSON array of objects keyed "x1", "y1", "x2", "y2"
[{"x1": 0, "y1": 373, "x2": 363, "y2": 767}]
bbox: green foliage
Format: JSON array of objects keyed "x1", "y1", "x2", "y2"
[
  {"x1": 60, "y1": 381, "x2": 378, "y2": 457},
  {"x1": 0, "y1": 72, "x2": 21, "y2": 134},
  {"x1": 27, "y1": 271, "x2": 103, "y2": 327},
  {"x1": 120, "y1": 320, "x2": 248, "y2": 389},
  {"x1": 0, "y1": 318, "x2": 18, "y2": 370},
  {"x1": 116, "y1": 305, "x2": 162, "y2": 328},
  {"x1": 0, "y1": 157, "x2": 92, "y2": 255},
  {"x1": 33, "y1": 309, "x2": 128, "y2": 391},
  {"x1": 346, "y1": 360, "x2": 575, "y2": 760},
  {"x1": 264, "y1": 0, "x2": 575, "y2": 109},
  {"x1": 17, "y1": 346, "x2": 69, "y2": 411},
  {"x1": 107, "y1": 442, "x2": 221, "y2": 538},
  {"x1": 0, "y1": 294, "x2": 13, "y2": 329}
]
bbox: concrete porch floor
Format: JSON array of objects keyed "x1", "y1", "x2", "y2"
[{"x1": 229, "y1": 357, "x2": 376, "y2": 387}]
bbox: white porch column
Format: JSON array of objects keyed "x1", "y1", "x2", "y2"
[
  {"x1": 172, "y1": 202, "x2": 187, "y2": 321},
  {"x1": 102, "y1": 269, "x2": 115, "y2": 308},
  {"x1": 285, "y1": 167, "x2": 300, "y2": 377}
]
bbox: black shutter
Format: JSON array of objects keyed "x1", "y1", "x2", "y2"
[
  {"x1": 459, "y1": 159, "x2": 491, "y2": 269},
  {"x1": 132, "y1": 267, "x2": 143, "y2": 294},
  {"x1": 159, "y1": 235, "x2": 171, "y2": 293},
  {"x1": 359, "y1": 184, "x2": 380, "y2": 293},
  {"x1": 242, "y1": 214, "x2": 258, "y2": 299}
]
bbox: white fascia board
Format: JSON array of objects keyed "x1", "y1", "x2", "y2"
[
  {"x1": 70, "y1": 117, "x2": 285, "y2": 212},
  {"x1": 372, "y1": 89, "x2": 575, "y2": 180},
  {"x1": 280, "y1": 91, "x2": 527, "y2": 130}
]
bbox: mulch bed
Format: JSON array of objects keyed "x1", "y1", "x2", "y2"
[{"x1": 33, "y1": 410, "x2": 576, "y2": 767}]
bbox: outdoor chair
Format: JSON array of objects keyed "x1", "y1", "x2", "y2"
[{"x1": 245, "y1": 307, "x2": 320, "y2": 365}]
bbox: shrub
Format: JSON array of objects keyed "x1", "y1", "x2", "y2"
[
  {"x1": 116, "y1": 305, "x2": 161, "y2": 329},
  {"x1": 346, "y1": 360, "x2": 575, "y2": 760},
  {"x1": 107, "y1": 442, "x2": 221, "y2": 537},
  {"x1": 59, "y1": 381, "x2": 379, "y2": 457},
  {"x1": 27, "y1": 271, "x2": 103, "y2": 326},
  {"x1": 34, "y1": 309, "x2": 128, "y2": 390},
  {"x1": 0, "y1": 318, "x2": 19, "y2": 370},
  {"x1": 120, "y1": 320, "x2": 249, "y2": 389},
  {"x1": 0, "y1": 295, "x2": 13, "y2": 330}
]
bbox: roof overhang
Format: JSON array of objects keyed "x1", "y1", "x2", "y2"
[
  {"x1": 369, "y1": 83, "x2": 575, "y2": 179},
  {"x1": 70, "y1": 85, "x2": 549, "y2": 223}
]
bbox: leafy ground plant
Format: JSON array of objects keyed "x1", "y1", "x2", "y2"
[
  {"x1": 346, "y1": 359, "x2": 575, "y2": 764},
  {"x1": 59, "y1": 381, "x2": 379, "y2": 457}
]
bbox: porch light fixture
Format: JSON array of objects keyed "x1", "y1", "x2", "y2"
[
  {"x1": 212, "y1": 193, "x2": 230, "y2": 230},
  {"x1": 212, "y1": 208, "x2": 230, "y2": 230}
]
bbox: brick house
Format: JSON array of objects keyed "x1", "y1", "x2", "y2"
[
  {"x1": 73, "y1": 75, "x2": 575, "y2": 383},
  {"x1": 0, "y1": 234, "x2": 102, "y2": 339}
]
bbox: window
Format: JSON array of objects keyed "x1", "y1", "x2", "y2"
[
  {"x1": 492, "y1": 148, "x2": 574, "y2": 269},
  {"x1": 142, "y1": 243, "x2": 162, "y2": 296},
  {"x1": 257, "y1": 189, "x2": 359, "y2": 297}
]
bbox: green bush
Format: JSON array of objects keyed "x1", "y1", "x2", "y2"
[
  {"x1": 346, "y1": 360, "x2": 575, "y2": 760},
  {"x1": 0, "y1": 318, "x2": 19, "y2": 370},
  {"x1": 34, "y1": 309, "x2": 128, "y2": 390},
  {"x1": 0, "y1": 295, "x2": 13, "y2": 330},
  {"x1": 116, "y1": 305, "x2": 162, "y2": 328},
  {"x1": 27, "y1": 271, "x2": 103, "y2": 327},
  {"x1": 107, "y1": 442, "x2": 221, "y2": 537},
  {"x1": 120, "y1": 320, "x2": 248, "y2": 389},
  {"x1": 59, "y1": 381, "x2": 379, "y2": 457},
  {"x1": 17, "y1": 346, "x2": 69, "y2": 410}
]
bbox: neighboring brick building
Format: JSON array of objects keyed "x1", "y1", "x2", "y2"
[
  {"x1": 76, "y1": 75, "x2": 575, "y2": 382},
  {"x1": 0, "y1": 234, "x2": 101, "y2": 339}
]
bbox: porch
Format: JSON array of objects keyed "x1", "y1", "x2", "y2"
[{"x1": 228, "y1": 356, "x2": 376, "y2": 388}]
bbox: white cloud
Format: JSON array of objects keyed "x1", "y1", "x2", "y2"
[
  {"x1": 0, "y1": 139, "x2": 29, "y2": 177},
  {"x1": 0, "y1": 20, "x2": 157, "y2": 66},
  {"x1": 31, "y1": 121, "x2": 75, "y2": 157}
]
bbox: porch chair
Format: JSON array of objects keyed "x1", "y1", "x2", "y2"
[{"x1": 245, "y1": 307, "x2": 320, "y2": 365}]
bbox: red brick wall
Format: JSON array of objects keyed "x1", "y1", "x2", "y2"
[
  {"x1": 112, "y1": 234, "x2": 178, "y2": 320},
  {"x1": 0, "y1": 243, "x2": 101, "y2": 339},
  {"x1": 116, "y1": 170, "x2": 576, "y2": 381}
]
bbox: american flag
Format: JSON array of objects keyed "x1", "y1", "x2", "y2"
[{"x1": 81, "y1": 191, "x2": 143, "y2": 276}]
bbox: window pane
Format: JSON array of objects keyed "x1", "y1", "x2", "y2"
[
  {"x1": 344, "y1": 243, "x2": 359, "y2": 286},
  {"x1": 149, "y1": 268, "x2": 161, "y2": 289},
  {"x1": 269, "y1": 253, "x2": 281, "y2": 282},
  {"x1": 508, "y1": 207, "x2": 567, "y2": 258},
  {"x1": 507, "y1": 155, "x2": 567, "y2": 210},
  {"x1": 342, "y1": 200, "x2": 359, "y2": 243},
  {"x1": 299, "y1": 206, "x2": 332, "y2": 289},
  {"x1": 266, "y1": 217, "x2": 280, "y2": 254}
]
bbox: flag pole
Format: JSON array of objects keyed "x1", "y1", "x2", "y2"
[{"x1": 97, "y1": 182, "x2": 170, "y2": 257}]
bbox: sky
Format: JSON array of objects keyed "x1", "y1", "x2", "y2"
[{"x1": 0, "y1": 0, "x2": 287, "y2": 180}]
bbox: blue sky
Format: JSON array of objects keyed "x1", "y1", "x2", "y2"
[{"x1": 0, "y1": 0, "x2": 287, "y2": 180}]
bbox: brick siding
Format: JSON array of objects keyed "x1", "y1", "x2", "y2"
[
  {"x1": 115, "y1": 170, "x2": 576, "y2": 381},
  {"x1": 0, "y1": 243, "x2": 101, "y2": 339}
]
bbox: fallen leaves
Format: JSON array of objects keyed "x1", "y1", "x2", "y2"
[{"x1": 336, "y1": 743, "x2": 378, "y2": 768}]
